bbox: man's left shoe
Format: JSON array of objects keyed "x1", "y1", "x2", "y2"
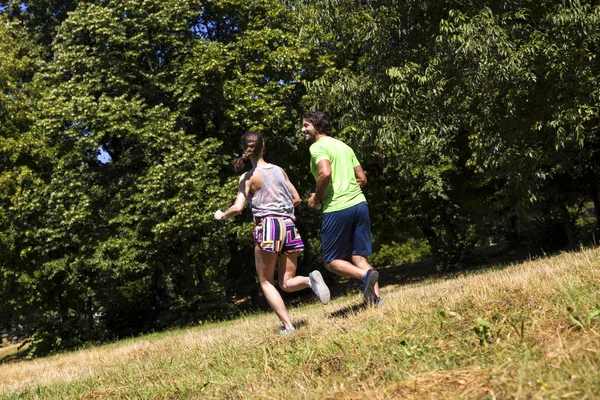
[{"x1": 362, "y1": 269, "x2": 379, "y2": 304}]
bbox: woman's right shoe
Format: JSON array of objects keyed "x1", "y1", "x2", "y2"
[{"x1": 309, "y1": 270, "x2": 330, "y2": 304}]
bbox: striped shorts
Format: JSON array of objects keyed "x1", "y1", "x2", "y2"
[{"x1": 253, "y1": 217, "x2": 304, "y2": 254}]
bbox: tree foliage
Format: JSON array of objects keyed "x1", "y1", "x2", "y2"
[
  {"x1": 2, "y1": 0, "x2": 600, "y2": 354},
  {"x1": 295, "y1": 0, "x2": 600, "y2": 263}
]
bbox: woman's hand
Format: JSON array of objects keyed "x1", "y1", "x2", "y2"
[{"x1": 214, "y1": 210, "x2": 225, "y2": 220}]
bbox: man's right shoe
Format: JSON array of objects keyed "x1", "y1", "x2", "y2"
[
  {"x1": 362, "y1": 269, "x2": 379, "y2": 304},
  {"x1": 365, "y1": 295, "x2": 384, "y2": 307},
  {"x1": 309, "y1": 270, "x2": 330, "y2": 304}
]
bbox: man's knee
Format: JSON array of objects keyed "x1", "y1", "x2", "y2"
[
  {"x1": 324, "y1": 261, "x2": 333, "y2": 272},
  {"x1": 351, "y1": 255, "x2": 372, "y2": 270}
]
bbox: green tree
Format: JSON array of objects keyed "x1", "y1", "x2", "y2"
[
  {"x1": 295, "y1": 0, "x2": 600, "y2": 263},
  {"x1": 0, "y1": 13, "x2": 46, "y2": 341},
  {"x1": 1, "y1": 0, "x2": 316, "y2": 353}
]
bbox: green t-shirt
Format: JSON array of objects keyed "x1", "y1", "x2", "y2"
[{"x1": 310, "y1": 136, "x2": 366, "y2": 213}]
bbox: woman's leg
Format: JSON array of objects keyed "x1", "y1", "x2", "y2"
[
  {"x1": 278, "y1": 252, "x2": 310, "y2": 292},
  {"x1": 255, "y1": 246, "x2": 294, "y2": 329}
]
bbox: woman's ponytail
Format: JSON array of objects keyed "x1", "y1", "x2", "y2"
[{"x1": 232, "y1": 131, "x2": 264, "y2": 171}]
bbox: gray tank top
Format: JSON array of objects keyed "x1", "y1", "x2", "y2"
[{"x1": 249, "y1": 165, "x2": 295, "y2": 221}]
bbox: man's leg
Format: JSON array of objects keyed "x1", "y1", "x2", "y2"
[
  {"x1": 325, "y1": 258, "x2": 379, "y2": 302},
  {"x1": 352, "y1": 255, "x2": 380, "y2": 297},
  {"x1": 325, "y1": 259, "x2": 364, "y2": 280},
  {"x1": 321, "y1": 204, "x2": 378, "y2": 302},
  {"x1": 350, "y1": 202, "x2": 380, "y2": 302}
]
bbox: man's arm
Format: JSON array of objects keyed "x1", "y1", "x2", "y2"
[
  {"x1": 308, "y1": 159, "x2": 331, "y2": 208},
  {"x1": 354, "y1": 165, "x2": 367, "y2": 189}
]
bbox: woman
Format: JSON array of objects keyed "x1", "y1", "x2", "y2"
[{"x1": 215, "y1": 131, "x2": 330, "y2": 334}]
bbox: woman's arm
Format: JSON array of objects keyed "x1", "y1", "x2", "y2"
[
  {"x1": 281, "y1": 169, "x2": 301, "y2": 207},
  {"x1": 215, "y1": 174, "x2": 251, "y2": 220}
]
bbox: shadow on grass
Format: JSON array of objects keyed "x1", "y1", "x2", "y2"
[
  {"x1": 235, "y1": 244, "x2": 557, "y2": 313},
  {"x1": 327, "y1": 303, "x2": 367, "y2": 319},
  {"x1": 0, "y1": 342, "x2": 31, "y2": 364},
  {"x1": 294, "y1": 319, "x2": 309, "y2": 330}
]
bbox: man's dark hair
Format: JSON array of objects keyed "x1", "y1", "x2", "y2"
[{"x1": 303, "y1": 111, "x2": 332, "y2": 135}]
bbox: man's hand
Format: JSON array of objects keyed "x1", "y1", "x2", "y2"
[
  {"x1": 214, "y1": 210, "x2": 225, "y2": 220},
  {"x1": 308, "y1": 193, "x2": 318, "y2": 208}
]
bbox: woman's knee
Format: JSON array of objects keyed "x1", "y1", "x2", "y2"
[
  {"x1": 259, "y1": 277, "x2": 275, "y2": 287},
  {"x1": 279, "y1": 280, "x2": 292, "y2": 292}
]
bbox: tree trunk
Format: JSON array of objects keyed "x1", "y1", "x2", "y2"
[
  {"x1": 420, "y1": 217, "x2": 438, "y2": 251},
  {"x1": 293, "y1": 205, "x2": 311, "y2": 272},
  {"x1": 153, "y1": 266, "x2": 169, "y2": 306},
  {"x1": 439, "y1": 207, "x2": 455, "y2": 248},
  {"x1": 509, "y1": 214, "x2": 520, "y2": 244},
  {"x1": 181, "y1": 239, "x2": 196, "y2": 295},
  {"x1": 591, "y1": 190, "x2": 600, "y2": 229},
  {"x1": 558, "y1": 204, "x2": 577, "y2": 249}
]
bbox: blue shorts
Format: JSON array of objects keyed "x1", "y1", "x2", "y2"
[{"x1": 321, "y1": 202, "x2": 372, "y2": 262}]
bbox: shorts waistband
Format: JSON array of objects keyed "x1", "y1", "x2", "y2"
[{"x1": 254, "y1": 215, "x2": 292, "y2": 225}]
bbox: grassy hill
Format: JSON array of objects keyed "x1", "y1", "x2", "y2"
[{"x1": 1, "y1": 247, "x2": 600, "y2": 399}]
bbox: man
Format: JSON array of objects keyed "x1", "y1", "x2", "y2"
[{"x1": 302, "y1": 111, "x2": 381, "y2": 304}]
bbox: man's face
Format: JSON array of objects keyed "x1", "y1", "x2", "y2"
[{"x1": 301, "y1": 119, "x2": 317, "y2": 142}]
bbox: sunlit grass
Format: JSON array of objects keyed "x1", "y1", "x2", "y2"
[{"x1": 2, "y1": 247, "x2": 600, "y2": 399}]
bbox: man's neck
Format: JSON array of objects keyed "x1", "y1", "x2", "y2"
[{"x1": 314, "y1": 133, "x2": 328, "y2": 142}]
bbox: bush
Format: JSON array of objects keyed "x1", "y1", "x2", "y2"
[{"x1": 371, "y1": 238, "x2": 431, "y2": 268}]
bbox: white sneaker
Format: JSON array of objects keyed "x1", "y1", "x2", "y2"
[
  {"x1": 309, "y1": 270, "x2": 330, "y2": 304},
  {"x1": 280, "y1": 326, "x2": 296, "y2": 335}
]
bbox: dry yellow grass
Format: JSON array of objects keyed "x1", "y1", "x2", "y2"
[
  {"x1": 0, "y1": 344, "x2": 21, "y2": 361},
  {"x1": 1, "y1": 247, "x2": 600, "y2": 399}
]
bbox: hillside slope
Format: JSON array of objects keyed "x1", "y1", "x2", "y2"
[{"x1": 1, "y1": 248, "x2": 600, "y2": 399}]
